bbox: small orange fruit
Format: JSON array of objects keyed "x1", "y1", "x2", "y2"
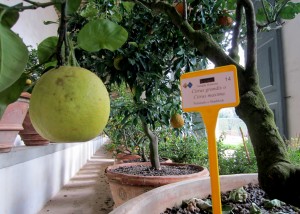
[
  {"x1": 170, "y1": 113, "x2": 184, "y2": 128},
  {"x1": 217, "y1": 15, "x2": 233, "y2": 27},
  {"x1": 175, "y1": 2, "x2": 184, "y2": 16}
]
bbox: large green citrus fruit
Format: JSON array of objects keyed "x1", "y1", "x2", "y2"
[{"x1": 29, "y1": 66, "x2": 110, "y2": 142}]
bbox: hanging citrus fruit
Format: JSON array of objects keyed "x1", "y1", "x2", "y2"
[
  {"x1": 175, "y1": 2, "x2": 184, "y2": 16},
  {"x1": 217, "y1": 10, "x2": 233, "y2": 27},
  {"x1": 170, "y1": 113, "x2": 184, "y2": 128},
  {"x1": 26, "y1": 79, "x2": 32, "y2": 85},
  {"x1": 29, "y1": 66, "x2": 110, "y2": 142}
]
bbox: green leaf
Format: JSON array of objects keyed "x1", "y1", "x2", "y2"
[
  {"x1": 250, "y1": 203, "x2": 262, "y2": 214},
  {"x1": 222, "y1": 204, "x2": 233, "y2": 214},
  {"x1": 0, "y1": 8, "x2": 19, "y2": 28},
  {"x1": 122, "y1": 2, "x2": 135, "y2": 13},
  {"x1": 77, "y1": 19, "x2": 128, "y2": 52},
  {"x1": 263, "y1": 199, "x2": 285, "y2": 209},
  {"x1": 0, "y1": 74, "x2": 26, "y2": 118},
  {"x1": 67, "y1": 0, "x2": 82, "y2": 14},
  {"x1": 37, "y1": 36, "x2": 58, "y2": 64},
  {"x1": 228, "y1": 187, "x2": 248, "y2": 202},
  {"x1": 280, "y1": 2, "x2": 300, "y2": 20},
  {"x1": 80, "y1": 2, "x2": 98, "y2": 19},
  {"x1": 256, "y1": 8, "x2": 267, "y2": 25},
  {"x1": 0, "y1": 24, "x2": 28, "y2": 92}
]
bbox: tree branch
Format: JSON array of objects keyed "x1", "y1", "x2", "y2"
[
  {"x1": 141, "y1": 118, "x2": 161, "y2": 170},
  {"x1": 135, "y1": 0, "x2": 241, "y2": 69},
  {"x1": 229, "y1": 1, "x2": 243, "y2": 62},
  {"x1": 240, "y1": 0, "x2": 257, "y2": 74},
  {"x1": 9, "y1": 1, "x2": 56, "y2": 12},
  {"x1": 56, "y1": 2, "x2": 67, "y2": 66}
]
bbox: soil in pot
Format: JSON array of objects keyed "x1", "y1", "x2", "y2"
[
  {"x1": 114, "y1": 154, "x2": 172, "y2": 164},
  {"x1": 162, "y1": 183, "x2": 300, "y2": 214},
  {"x1": 112, "y1": 164, "x2": 201, "y2": 176}
]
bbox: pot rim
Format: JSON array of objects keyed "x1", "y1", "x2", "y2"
[{"x1": 106, "y1": 162, "x2": 207, "y2": 176}]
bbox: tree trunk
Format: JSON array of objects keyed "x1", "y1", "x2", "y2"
[
  {"x1": 236, "y1": 82, "x2": 300, "y2": 206},
  {"x1": 141, "y1": 119, "x2": 161, "y2": 170}
]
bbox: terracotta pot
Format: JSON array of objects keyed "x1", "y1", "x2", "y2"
[
  {"x1": 19, "y1": 112, "x2": 49, "y2": 146},
  {"x1": 114, "y1": 153, "x2": 142, "y2": 164},
  {"x1": 18, "y1": 93, "x2": 49, "y2": 146},
  {"x1": 0, "y1": 93, "x2": 30, "y2": 152},
  {"x1": 105, "y1": 162, "x2": 209, "y2": 208},
  {"x1": 109, "y1": 173, "x2": 258, "y2": 214}
]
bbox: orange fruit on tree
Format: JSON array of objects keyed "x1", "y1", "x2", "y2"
[
  {"x1": 175, "y1": 2, "x2": 184, "y2": 16},
  {"x1": 217, "y1": 15, "x2": 233, "y2": 27},
  {"x1": 170, "y1": 113, "x2": 184, "y2": 128}
]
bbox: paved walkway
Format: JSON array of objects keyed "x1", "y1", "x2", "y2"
[{"x1": 39, "y1": 145, "x2": 115, "y2": 214}]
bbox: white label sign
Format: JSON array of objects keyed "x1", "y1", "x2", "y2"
[{"x1": 181, "y1": 71, "x2": 237, "y2": 109}]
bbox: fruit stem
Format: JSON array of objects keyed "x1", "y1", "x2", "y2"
[
  {"x1": 56, "y1": 1, "x2": 67, "y2": 66},
  {"x1": 66, "y1": 33, "x2": 80, "y2": 67}
]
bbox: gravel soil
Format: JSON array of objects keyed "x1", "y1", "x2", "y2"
[
  {"x1": 161, "y1": 183, "x2": 300, "y2": 214},
  {"x1": 111, "y1": 164, "x2": 202, "y2": 176}
]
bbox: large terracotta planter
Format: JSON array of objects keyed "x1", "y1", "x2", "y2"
[
  {"x1": 18, "y1": 92, "x2": 49, "y2": 146},
  {"x1": 109, "y1": 173, "x2": 258, "y2": 214},
  {"x1": 0, "y1": 93, "x2": 30, "y2": 152},
  {"x1": 105, "y1": 162, "x2": 209, "y2": 207},
  {"x1": 114, "y1": 153, "x2": 142, "y2": 164}
]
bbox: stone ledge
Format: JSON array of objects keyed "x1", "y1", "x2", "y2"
[{"x1": 0, "y1": 136, "x2": 105, "y2": 169}]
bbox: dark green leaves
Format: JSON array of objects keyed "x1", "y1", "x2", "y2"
[
  {"x1": 0, "y1": 24, "x2": 28, "y2": 92},
  {"x1": 77, "y1": 19, "x2": 128, "y2": 52},
  {"x1": 37, "y1": 36, "x2": 58, "y2": 64},
  {"x1": 51, "y1": 0, "x2": 82, "y2": 15},
  {"x1": 0, "y1": 7, "x2": 19, "y2": 28},
  {"x1": 122, "y1": 2, "x2": 135, "y2": 13},
  {"x1": 280, "y1": 2, "x2": 300, "y2": 20},
  {"x1": 66, "y1": 0, "x2": 82, "y2": 14}
]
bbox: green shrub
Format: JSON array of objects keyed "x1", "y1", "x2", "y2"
[
  {"x1": 159, "y1": 134, "x2": 258, "y2": 175},
  {"x1": 217, "y1": 142, "x2": 257, "y2": 175}
]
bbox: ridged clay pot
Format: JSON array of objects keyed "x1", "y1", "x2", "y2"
[
  {"x1": 0, "y1": 93, "x2": 30, "y2": 152},
  {"x1": 105, "y1": 162, "x2": 209, "y2": 208}
]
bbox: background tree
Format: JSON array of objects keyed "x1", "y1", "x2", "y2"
[{"x1": 130, "y1": 0, "x2": 300, "y2": 206}]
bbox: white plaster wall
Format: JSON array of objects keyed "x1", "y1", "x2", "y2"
[
  {"x1": 2, "y1": 0, "x2": 58, "y2": 47},
  {"x1": 0, "y1": 136, "x2": 107, "y2": 214},
  {"x1": 282, "y1": 2, "x2": 300, "y2": 139}
]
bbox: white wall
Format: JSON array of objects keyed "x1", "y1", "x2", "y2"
[
  {"x1": 282, "y1": 3, "x2": 300, "y2": 139},
  {"x1": 0, "y1": 136, "x2": 108, "y2": 214},
  {"x1": 3, "y1": 0, "x2": 58, "y2": 47}
]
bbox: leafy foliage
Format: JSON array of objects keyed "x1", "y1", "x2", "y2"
[{"x1": 159, "y1": 135, "x2": 258, "y2": 175}]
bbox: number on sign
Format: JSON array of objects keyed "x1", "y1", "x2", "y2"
[{"x1": 225, "y1": 76, "x2": 231, "y2": 81}]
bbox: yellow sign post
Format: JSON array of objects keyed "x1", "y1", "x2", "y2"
[{"x1": 180, "y1": 65, "x2": 240, "y2": 214}]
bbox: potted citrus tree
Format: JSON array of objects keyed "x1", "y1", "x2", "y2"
[{"x1": 68, "y1": 0, "x2": 210, "y2": 207}]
